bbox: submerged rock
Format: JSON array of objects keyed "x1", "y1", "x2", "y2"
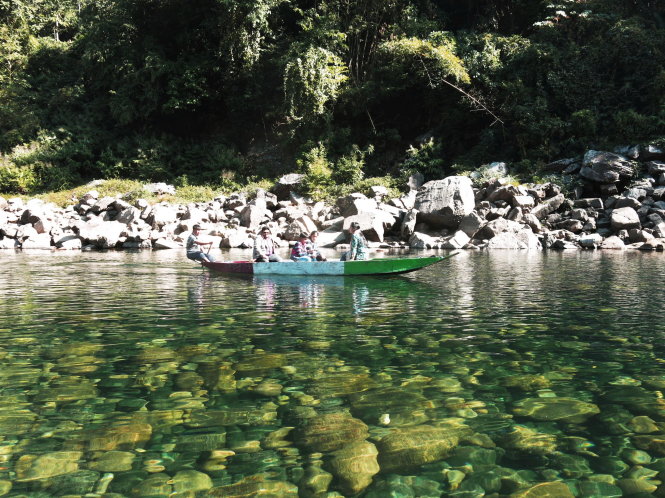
[
  {"x1": 510, "y1": 481, "x2": 574, "y2": 497},
  {"x1": 294, "y1": 412, "x2": 369, "y2": 453},
  {"x1": 512, "y1": 397, "x2": 600, "y2": 423},
  {"x1": 326, "y1": 441, "x2": 380, "y2": 495},
  {"x1": 87, "y1": 450, "x2": 135, "y2": 472},
  {"x1": 88, "y1": 423, "x2": 153, "y2": 451},
  {"x1": 207, "y1": 476, "x2": 298, "y2": 497},
  {"x1": 375, "y1": 425, "x2": 460, "y2": 472},
  {"x1": 500, "y1": 425, "x2": 557, "y2": 455},
  {"x1": 15, "y1": 451, "x2": 82, "y2": 481}
]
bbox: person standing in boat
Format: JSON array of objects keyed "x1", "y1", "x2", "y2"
[
  {"x1": 254, "y1": 226, "x2": 283, "y2": 262},
  {"x1": 340, "y1": 222, "x2": 368, "y2": 261},
  {"x1": 186, "y1": 224, "x2": 216, "y2": 263},
  {"x1": 309, "y1": 231, "x2": 327, "y2": 261},
  {"x1": 291, "y1": 233, "x2": 313, "y2": 262}
]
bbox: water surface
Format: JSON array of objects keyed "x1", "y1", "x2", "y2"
[{"x1": 1, "y1": 250, "x2": 664, "y2": 496}]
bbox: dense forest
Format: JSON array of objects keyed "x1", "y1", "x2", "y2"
[{"x1": 1, "y1": 0, "x2": 664, "y2": 195}]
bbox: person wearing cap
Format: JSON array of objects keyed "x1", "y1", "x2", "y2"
[
  {"x1": 291, "y1": 233, "x2": 313, "y2": 262},
  {"x1": 186, "y1": 224, "x2": 216, "y2": 263},
  {"x1": 253, "y1": 226, "x2": 283, "y2": 262}
]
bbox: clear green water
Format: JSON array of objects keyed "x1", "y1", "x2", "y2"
[{"x1": 1, "y1": 250, "x2": 665, "y2": 497}]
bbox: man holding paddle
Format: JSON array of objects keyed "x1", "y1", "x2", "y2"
[{"x1": 186, "y1": 224, "x2": 216, "y2": 263}]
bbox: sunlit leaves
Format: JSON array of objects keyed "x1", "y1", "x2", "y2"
[{"x1": 284, "y1": 45, "x2": 348, "y2": 122}]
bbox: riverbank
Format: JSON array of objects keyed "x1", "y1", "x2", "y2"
[{"x1": 1, "y1": 145, "x2": 664, "y2": 253}]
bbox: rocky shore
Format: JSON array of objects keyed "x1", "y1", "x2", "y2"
[{"x1": 1, "y1": 145, "x2": 664, "y2": 253}]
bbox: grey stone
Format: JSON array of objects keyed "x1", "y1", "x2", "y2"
[
  {"x1": 578, "y1": 233, "x2": 603, "y2": 248},
  {"x1": 573, "y1": 198, "x2": 604, "y2": 209},
  {"x1": 409, "y1": 232, "x2": 437, "y2": 249},
  {"x1": 144, "y1": 182, "x2": 176, "y2": 195},
  {"x1": 400, "y1": 209, "x2": 418, "y2": 240},
  {"x1": 641, "y1": 144, "x2": 665, "y2": 160},
  {"x1": 476, "y1": 218, "x2": 524, "y2": 240},
  {"x1": 239, "y1": 205, "x2": 269, "y2": 229},
  {"x1": 545, "y1": 157, "x2": 579, "y2": 172},
  {"x1": 601, "y1": 235, "x2": 626, "y2": 249},
  {"x1": 55, "y1": 234, "x2": 82, "y2": 249},
  {"x1": 21, "y1": 233, "x2": 52, "y2": 250},
  {"x1": 486, "y1": 230, "x2": 541, "y2": 250},
  {"x1": 459, "y1": 212, "x2": 484, "y2": 237},
  {"x1": 530, "y1": 194, "x2": 565, "y2": 220},
  {"x1": 512, "y1": 195, "x2": 535, "y2": 208},
  {"x1": 441, "y1": 230, "x2": 470, "y2": 249},
  {"x1": 148, "y1": 205, "x2": 178, "y2": 228},
  {"x1": 273, "y1": 173, "x2": 305, "y2": 200},
  {"x1": 580, "y1": 150, "x2": 635, "y2": 183},
  {"x1": 610, "y1": 207, "x2": 641, "y2": 230},
  {"x1": 414, "y1": 176, "x2": 475, "y2": 228},
  {"x1": 407, "y1": 172, "x2": 425, "y2": 191}
]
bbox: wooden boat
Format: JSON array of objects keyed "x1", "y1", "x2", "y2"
[{"x1": 202, "y1": 254, "x2": 455, "y2": 276}]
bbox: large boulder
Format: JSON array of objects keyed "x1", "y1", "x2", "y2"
[
  {"x1": 441, "y1": 230, "x2": 470, "y2": 249},
  {"x1": 78, "y1": 220, "x2": 125, "y2": 249},
  {"x1": 579, "y1": 150, "x2": 635, "y2": 183},
  {"x1": 21, "y1": 233, "x2": 52, "y2": 250},
  {"x1": 343, "y1": 212, "x2": 392, "y2": 242},
  {"x1": 148, "y1": 204, "x2": 178, "y2": 228},
  {"x1": 487, "y1": 230, "x2": 542, "y2": 250},
  {"x1": 337, "y1": 193, "x2": 377, "y2": 218},
  {"x1": 476, "y1": 218, "x2": 523, "y2": 240},
  {"x1": 414, "y1": 176, "x2": 475, "y2": 228},
  {"x1": 316, "y1": 228, "x2": 346, "y2": 248},
  {"x1": 408, "y1": 232, "x2": 437, "y2": 249},
  {"x1": 610, "y1": 207, "x2": 641, "y2": 230},
  {"x1": 272, "y1": 173, "x2": 305, "y2": 200},
  {"x1": 239, "y1": 205, "x2": 269, "y2": 230}
]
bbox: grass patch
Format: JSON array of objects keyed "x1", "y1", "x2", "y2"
[{"x1": 28, "y1": 180, "x2": 227, "y2": 207}]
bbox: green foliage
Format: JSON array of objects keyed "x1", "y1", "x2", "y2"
[
  {"x1": 531, "y1": 173, "x2": 582, "y2": 198},
  {"x1": 297, "y1": 143, "x2": 335, "y2": 199},
  {"x1": 333, "y1": 144, "x2": 372, "y2": 184},
  {"x1": 377, "y1": 33, "x2": 470, "y2": 88},
  {"x1": 0, "y1": 161, "x2": 38, "y2": 193},
  {"x1": 612, "y1": 110, "x2": 659, "y2": 140},
  {"x1": 1, "y1": 0, "x2": 665, "y2": 192},
  {"x1": 400, "y1": 138, "x2": 445, "y2": 182},
  {"x1": 570, "y1": 109, "x2": 598, "y2": 138},
  {"x1": 284, "y1": 45, "x2": 348, "y2": 123}
]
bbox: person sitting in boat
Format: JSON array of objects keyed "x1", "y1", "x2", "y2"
[
  {"x1": 340, "y1": 222, "x2": 368, "y2": 261},
  {"x1": 186, "y1": 224, "x2": 216, "y2": 263},
  {"x1": 309, "y1": 231, "x2": 327, "y2": 261},
  {"x1": 253, "y1": 226, "x2": 283, "y2": 262},
  {"x1": 291, "y1": 233, "x2": 313, "y2": 262}
]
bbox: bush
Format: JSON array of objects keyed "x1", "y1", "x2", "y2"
[
  {"x1": 333, "y1": 144, "x2": 372, "y2": 185},
  {"x1": 0, "y1": 161, "x2": 38, "y2": 193},
  {"x1": 399, "y1": 138, "x2": 445, "y2": 183}
]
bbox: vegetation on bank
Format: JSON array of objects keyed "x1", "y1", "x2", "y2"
[{"x1": 1, "y1": 0, "x2": 664, "y2": 197}]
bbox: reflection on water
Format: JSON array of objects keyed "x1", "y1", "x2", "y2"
[{"x1": 0, "y1": 249, "x2": 664, "y2": 496}]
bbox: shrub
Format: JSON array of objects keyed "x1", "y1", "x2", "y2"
[
  {"x1": 333, "y1": 144, "x2": 372, "y2": 185},
  {"x1": 0, "y1": 161, "x2": 38, "y2": 193},
  {"x1": 400, "y1": 138, "x2": 445, "y2": 183}
]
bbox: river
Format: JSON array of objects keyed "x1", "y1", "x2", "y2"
[{"x1": 1, "y1": 250, "x2": 664, "y2": 496}]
